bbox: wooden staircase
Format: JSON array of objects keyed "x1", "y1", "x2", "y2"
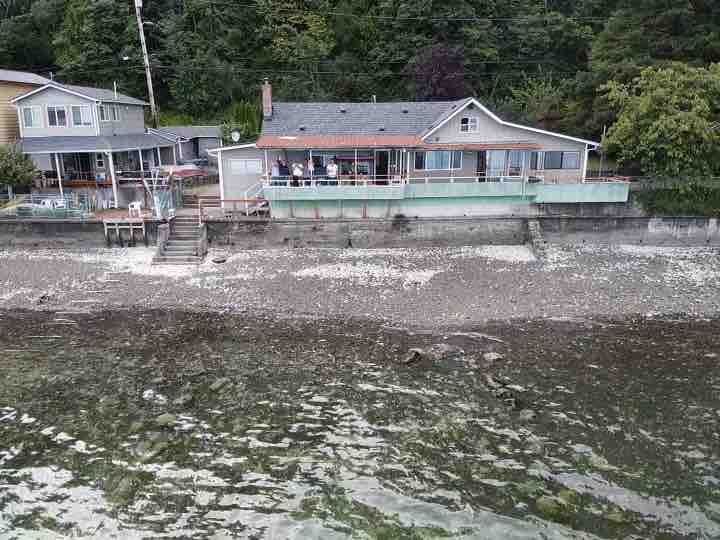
[
  {"x1": 152, "y1": 216, "x2": 205, "y2": 265},
  {"x1": 182, "y1": 194, "x2": 221, "y2": 209}
]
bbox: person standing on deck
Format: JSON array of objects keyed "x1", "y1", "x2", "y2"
[
  {"x1": 291, "y1": 161, "x2": 304, "y2": 187},
  {"x1": 307, "y1": 157, "x2": 315, "y2": 185},
  {"x1": 326, "y1": 159, "x2": 338, "y2": 184}
]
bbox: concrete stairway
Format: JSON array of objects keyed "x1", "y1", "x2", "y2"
[{"x1": 152, "y1": 216, "x2": 204, "y2": 265}]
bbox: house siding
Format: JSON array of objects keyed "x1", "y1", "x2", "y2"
[
  {"x1": 220, "y1": 147, "x2": 267, "y2": 200},
  {"x1": 198, "y1": 137, "x2": 221, "y2": 158},
  {"x1": 0, "y1": 81, "x2": 40, "y2": 145},
  {"x1": 15, "y1": 87, "x2": 98, "y2": 137},
  {"x1": 98, "y1": 103, "x2": 145, "y2": 136},
  {"x1": 15, "y1": 87, "x2": 147, "y2": 138},
  {"x1": 425, "y1": 109, "x2": 588, "y2": 183}
]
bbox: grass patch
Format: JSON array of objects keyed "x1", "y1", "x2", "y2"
[{"x1": 634, "y1": 182, "x2": 720, "y2": 217}]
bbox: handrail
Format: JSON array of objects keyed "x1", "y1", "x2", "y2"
[{"x1": 197, "y1": 197, "x2": 267, "y2": 224}]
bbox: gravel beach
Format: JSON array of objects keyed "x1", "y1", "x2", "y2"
[
  {"x1": 0, "y1": 243, "x2": 719, "y2": 325},
  {"x1": 2, "y1": 243, "x2": 720, "y2": 539}
]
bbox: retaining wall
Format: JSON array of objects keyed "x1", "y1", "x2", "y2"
[
  {"x1": 0, "y1": 219, "x2": 161, "y2": 248},
  {"x1": 206, "y1": 218, "x2": 528, "y2": 249},
  {"x1": 540, "y1": 217, "x2": 720, "y2": 246},
  {"x1": 1, "y1": 215, "x2": 718, "y2": 250}
]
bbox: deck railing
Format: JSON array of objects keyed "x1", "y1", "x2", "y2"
[{"x1": 263, "y1": 174, "x2": 549, "y2": 187}]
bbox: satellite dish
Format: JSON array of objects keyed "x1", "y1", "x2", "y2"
[{"x1": 230, "y1": 130, "x2": 241, "y2": 143}]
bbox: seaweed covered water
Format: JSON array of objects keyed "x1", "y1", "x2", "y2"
[{"x1": 0, "y1": 310, "x2": 719, "y2": 539}]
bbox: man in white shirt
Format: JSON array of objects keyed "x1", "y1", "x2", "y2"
[
  {"x1": 326, "y1": 160, "x2": 338, "y2": 183},
  {"x1": 291, "y1": 162, "x2": 304, "y2": 186}
]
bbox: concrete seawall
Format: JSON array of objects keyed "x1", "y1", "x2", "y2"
[
  {"x1": 0, "y1": 220, "x2": 160, "y2": 248},
  {"x1": 206, "y1": 218, "x2": 528, "y2": 248},
  {"x1": 0, "y1": 216, "x2": 718, "y2": 250},
  {"x1": 540, "y1": 217, "x2": 720, "y2": 246}
]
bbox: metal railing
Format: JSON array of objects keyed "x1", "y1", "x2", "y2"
[
  {"x1": 197, "y1": 197, "x2": 268, "y2": 224},
  {"x1": 0, "y1": 193, "x2": 90, "y2": 219}
]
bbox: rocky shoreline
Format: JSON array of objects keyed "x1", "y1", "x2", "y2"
[{"x1": 1, "y1": 243, "x2": 719, "y2": 327}]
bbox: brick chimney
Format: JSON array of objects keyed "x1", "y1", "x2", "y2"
[{"x1": 262, "y1": 78, "x2": 273, "y2": 119}]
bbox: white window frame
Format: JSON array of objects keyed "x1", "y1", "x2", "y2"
[
  {"x1": 530, "y1": 151, "x2": 544, "y2": 170},
  {"x1": 96, "y1": 153, "x2": 105, "y2": 169},
  {"x1": 21, "y1": 106, "x2": 41, "y2": 128},
  {"x1": 110, "y1": 104, "x2": 121, "y2": 122},
  {"x1": 71, "y1": 105, "x2": 93, "y2": 127},
  {"x1": 47, "y1": 105, "x2": 69, "y2": 128},
  {"x1": 460, "y1": 116, "x2": 479, "y2": 133},
  {"x1": 543, "y1": 150, "x2": 581, "y2": 170},
  {"x1": 99, "y1": 104, "x2": 121, "y2": 122},
  {"x1": 414, "y1": 150, "x2": 463, "y2": 171},
  {"x1": 229, "y1": 159, "x2": 263, "y2": 175}
]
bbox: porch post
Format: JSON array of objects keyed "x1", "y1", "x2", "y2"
[
  {"x1": 582, "y1": 144, "x2": 589, "y2": 183},
  {"x1": 406, "y1": 149, "x2": 411, "y2": 180},
  {"x1": 107, "y1": 151, "x2": 119, "y2": 208},
  {"x1": 264, "y1": 149, "x2": 269, "y2": 182},
  {"x1": 156, "y1": 147, "x2": 162, "y2": 167},
  {"x1": 138, "y1": 149, "x2": 144, "y2": 176},
  {"x1": 171, "y1": 145, "x2": 177, "y2": 165},
  {"x1": 218, "y1": 148, "x2": 225, "y2": 209},
  {"x1": 54, "y1": 153, "x2": 64, "y2": 198},
  {"x1": 354, "y1": 148, "x2": 358, "y2": 182},
  {"x1": 309, "y1": 149, "x2": 313, "y2": 184}
]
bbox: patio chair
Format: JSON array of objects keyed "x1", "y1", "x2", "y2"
[{"x1": 128, "y1": 201, "x2": 143, "y2": 217}]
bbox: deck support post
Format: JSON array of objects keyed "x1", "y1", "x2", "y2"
[
  {"x1": 54, "y1": 153, "x2": 64, "y2": 198},
  {"x1": 309, "y1": 149, "x2": 313, "y2": 185},
  {"x1": 218, "y1": 148, "x2": 225, "y2": 209},
  {"x1": 264, "y1": 149, "x2": 269, "y2": 183},
  {"x1": 107, "y1": 151, "x2": 119, "y2": 208}
]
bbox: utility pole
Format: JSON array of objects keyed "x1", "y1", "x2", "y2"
[{"x1": 134, "y1": 0, "x2": 159, "y2": 128}]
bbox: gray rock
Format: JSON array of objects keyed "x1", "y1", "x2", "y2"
[
  {"x1": 401, "y1": 348, "x2": 425, "y2": 365},
  {"x1": 519, "y1": 409, "x2": 536, "y2": 422},
  {"x1": 155, "y1": 413, "x2": 177, "y2": 427},
  {"x1": 483, "y1": 352, "x2": 504, "y2": 363},
  {"x1": 210, "y1": 378, "x2": 230, "y2": 391},
  {"x1": 172, "y1": 393, "x2": 193, "y2": 406},
  {"x1": 212, "y1": 257, "x2": 227, "y2": 264}
]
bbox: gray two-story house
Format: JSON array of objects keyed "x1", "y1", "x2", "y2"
[{"x1": 11, "y1": 82, "x2": 177, "y2": 206}]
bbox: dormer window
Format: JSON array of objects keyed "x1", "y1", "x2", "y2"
[{"x1": 460, "y1": 116, "x2": 478, "y2": 133}]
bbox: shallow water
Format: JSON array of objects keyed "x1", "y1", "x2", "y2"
[{"x1": 0, "y1": 310, "x2": 719, "y2": 539}]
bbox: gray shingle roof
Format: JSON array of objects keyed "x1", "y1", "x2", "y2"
[
  {"x1": 0, "y1": 69, "x2": 51, "y2": 86},
  {"x1": 59, "y1": 84, "x2": 147, "y2": 106},
  {"x1": 19, "y1": 134, "x2": 174, "y2": 154},
  {"x1": 156, "y1": 126, "x2": 222, "y2": 140},
  {"x1": 261, "y1": 100, "x2": 468, "y2": 136}
]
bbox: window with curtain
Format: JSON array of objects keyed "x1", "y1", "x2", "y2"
[
  {"x1": 414, "y1": 151, "x2": 462, "y2": 170},
  {"x1": 487, "y1": 150, "x2": 507, "y2": 175},
  {"x1": 544, "y1": 151, "x2": 581, "y2": 170},
  {"x1": 22, "y1": 107, "x2": 41, "y2": 128},
  {"x1": 72, "y1": 105, "x2": 93, "y2": 127}
]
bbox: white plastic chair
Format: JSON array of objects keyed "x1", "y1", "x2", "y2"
[{"x1": 128, "y1": 201, "x2": 143, "y2": 217}]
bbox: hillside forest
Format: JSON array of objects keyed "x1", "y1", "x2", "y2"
[{"x1": 1, "y1": 0, "x2": 720, "y2": 176}]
